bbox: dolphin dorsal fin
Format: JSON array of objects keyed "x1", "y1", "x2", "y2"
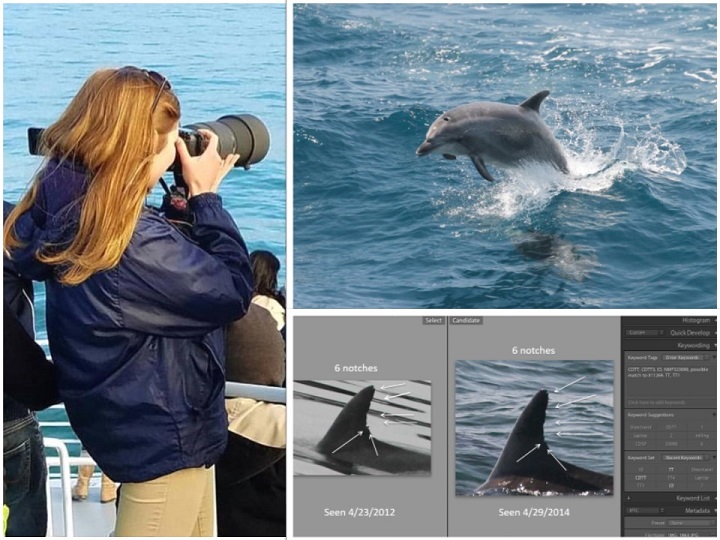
[
  {"x1": 520, "y1": 90, "x2": 551, "y2": 112},
  {"x1": 479, "y1": 389, "x2": 615, "y2": 494},
  {"x1": 317, "y1": 385, "x2": 374, "y2": 453},
  {"x1": 487, "y1": 390, "x2": 554, "y2": 478}
]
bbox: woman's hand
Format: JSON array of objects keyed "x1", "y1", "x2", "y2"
[{"x1": 175, "y1": 129, "x2": 240, "y2": 198}]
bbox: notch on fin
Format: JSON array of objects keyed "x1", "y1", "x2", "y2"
[
  {"x1": 470, "y1": 155, "x2": 496, "y2": 182},
  {"x1": 520, "y1": 90, "x2": 550, "y2": 112},
  {"x1": 317, "y1": 385, "x2": 375, "y2": 454}
]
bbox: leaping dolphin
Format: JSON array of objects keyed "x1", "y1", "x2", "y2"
[
  {"x1": 317, "y1": 385, "x2": 431, "y2": 474},
  {"x1": 474, "y1": 390, "x2": 612, "y2": 495},
  {"x1": 416, "y1": 90, "x2": 569, "y2": 182}
]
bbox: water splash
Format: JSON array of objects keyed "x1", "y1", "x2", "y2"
[
  {"x1": 628, "y1": 124, "x2": 687, "y2": 178},
  {"x1": 561, "y1": 110, "x2": 687, "y2": 179},
  {"x1": 437, "y1": 157, "x2": 620, "y2": 223}
]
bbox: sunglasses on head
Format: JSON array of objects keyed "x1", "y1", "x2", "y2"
[{"x1": 117, "y1": 66, "x2": 171, "y2": 113}]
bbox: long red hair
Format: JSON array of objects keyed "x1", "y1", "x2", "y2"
[{"x1": 4, "y1": 67, "x2": 180, "y2": 285}]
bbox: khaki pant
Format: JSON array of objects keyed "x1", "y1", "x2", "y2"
[{"x1": 114, "y1": 466, "x2": 214, "y2": 537}]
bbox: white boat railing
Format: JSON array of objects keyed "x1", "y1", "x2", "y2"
[
  {"x1": 42, "y1": 438, "x2": 80, "y2": 537},
  {"x1": 225, "y1": 381, "x2": 286, "y2": 403},
  {"x1": 39, "y1": 381, "x2": 285, "y2": 537}
]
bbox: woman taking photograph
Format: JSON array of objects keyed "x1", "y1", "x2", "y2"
[{"x1": 4, "y1": 66, "x2": 251, "y2": 536}]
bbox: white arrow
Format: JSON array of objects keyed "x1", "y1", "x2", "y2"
[
  {"x1": 369, "y1": 435, "x2": 379, "y2": 456},
  {"x1": 384, "y1": 392, "x2": 411, "y2": 401},
  {"x1": 384, "y1": 420, "x2": 417, "y2": 426},
  {"x1": 555, "y1": 419, "x2": 602, "y2": 426},
  {"x1": 547, "y1": 449, "x2": 567, "y2": 471},
  {"x1": 332, "y1": 431, "x2": 363, "y2": 454},
  {"x1": 555, "y1": 394, "x2": 596, "y2": 408},
  {"x1": 554, "y1": 376, "x2": 586, "y2": 393},
  {"x1": 556, "y1": 431, "x2": 597, "y2": 438},
  {"x1": 380, "y1": 413, "x2": 415, "y2": 418},
  {"x1": 516, "y1": 443, "x2": 541, "y2": 463},
  {"x1": 380, "y1": 383, "x2": 406, "y2": 391}
]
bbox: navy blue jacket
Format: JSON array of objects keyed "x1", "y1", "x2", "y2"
[
  {"x1": 4, "y1": 201, "x2": 48, "y2": 421},
  {"x1": 7, "y1": 160, "x2": 253, "y2": 482}
]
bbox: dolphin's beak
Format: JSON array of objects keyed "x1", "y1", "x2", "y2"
[{"x1": 416, "y1": 140, "x2": 434, "y2": 156}]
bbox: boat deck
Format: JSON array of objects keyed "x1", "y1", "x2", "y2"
[{"x1": 49, "y1": 479, "x2": 116, "y2": 537}]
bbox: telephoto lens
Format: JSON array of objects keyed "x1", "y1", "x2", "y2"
[{"x1": 178, "y1": 114, "x2": 270, "y2": 170}]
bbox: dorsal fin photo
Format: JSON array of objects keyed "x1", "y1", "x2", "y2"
[
  {"x1": 317, "y1": 385, "x2": 374, "y2": 453},
  {"x1": 486, "y1": 389, "x2": 552, "y2": 479},
  {"x1": 519, "y1": 90, "x2": 551, "y2": 112},
  {"x1": 476, "y1": 388, "x2": 613, "y2": 495}
]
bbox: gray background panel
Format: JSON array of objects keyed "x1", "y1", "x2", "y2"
[
  {"x1": 448, "y1": 316, "x2": 621, "y2": 537},
  {"x1": 294, "y1": 316, "x2": 448, "y2": 537}
]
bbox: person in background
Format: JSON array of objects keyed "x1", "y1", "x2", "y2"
[
  {"x1": 3, "y1": 201, "x2": 58, "y2": 537},
  {"x1": 71, "y1": 451, "x2": 117, "y2": 504},
  {"x1": 215, "y1": 302, "x2": 286, "y2": 536},
  {"x1": 250, "y1": 250, "x2": 285, "y2": 331},
  {"x1": 4, "y1": 66, "x2": 252, "y2": 536}
]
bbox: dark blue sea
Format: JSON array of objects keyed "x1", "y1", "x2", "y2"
[
  {"x1": 4, "y1": 3, "x2": 285, "y2": 451},
  {"x1": 455, "y1": 360, "x2": 614, "y2": 496},
  {"x1": 294, "y1": 3, "x2": 717, "y2": 308}
]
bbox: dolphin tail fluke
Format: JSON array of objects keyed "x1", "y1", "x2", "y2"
[
  {"x1": 520, "y1": 90, "x2": 551, "y2": 112},
  {"x1": 470, "y1": 155, "x2": 496, "y2": 182},
  {"x1": 317, "y1": 385, "x2": 375, "y2": 454}
]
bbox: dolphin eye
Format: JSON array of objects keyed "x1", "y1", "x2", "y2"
[{"x1": 443, "y1": 117, "x2": 450, "y2": 122}]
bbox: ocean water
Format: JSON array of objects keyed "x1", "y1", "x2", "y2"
[
  {"x1": 294, "y1": 380, "x2": 432, "y2": 475},
  {"x1": 455, "y1": 360, "x2": 614, "y2": 496},
  {"x1": 3, "y1": 3, "x2": 285, "y2": 451},
  {"x1": 294, "y1": 3, "x2": 717, "y2": 308}
]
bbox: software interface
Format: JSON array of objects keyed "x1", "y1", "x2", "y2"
[
  {"x1": 621, "y1": 317, "x2": 716, "y2": 536},
  {"x1": 293, "y1": 316, "x2": 717, "y2": 537}
]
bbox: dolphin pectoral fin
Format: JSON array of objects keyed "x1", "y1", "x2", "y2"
[
  {"x1": 557, "y1": 158, "x2": 570, "y2": 175},
  {"x1": 442, "y1": 154, "x2": 457, "y2": 160},
  {"x1": 470, "y1": 155, "x2": 496, "y2": 182},
  {"x1": 317, "y1": 385, "x2": 374, "y2": 454},
  {"x1": 520, "y1": 90, "x2": 550, "y2": 112}
]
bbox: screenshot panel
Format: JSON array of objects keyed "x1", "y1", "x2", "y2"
[
  {"x1": 294, "y1": 317, "x2": 447, "y2": 537},
  {"x1": 448, "y1": 317, "x2": 618, "y2": 537},
  {"x1": 293, "y1": 316, "x2": 716, "y2": 537}
]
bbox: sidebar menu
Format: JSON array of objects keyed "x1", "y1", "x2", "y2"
[{"x1": 621, "y1": 316, "x2": 717, "y2": 537}]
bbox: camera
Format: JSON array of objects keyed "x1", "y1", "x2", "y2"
[{"x1": 28, "y1": 113, "x2": 270, "y2": 178}]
